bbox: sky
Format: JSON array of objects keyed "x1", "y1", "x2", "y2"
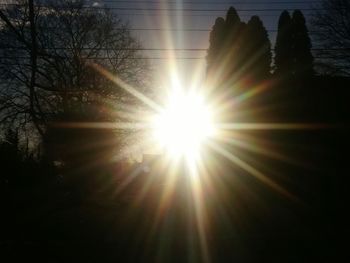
[{"x1": 94, "y1": 0, "x2": 319, "y2": 91}]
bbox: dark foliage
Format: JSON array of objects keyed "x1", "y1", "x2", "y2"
[
  {"x1": 275, "y1": 10, "x2": 314, "y2": 78},
  {"x1": 207, "y1": 7, "x2": 244, "y2": 85},
  {"x1": 275, "y1": 11, "x2": 293, "y2": 76},
  {"x1": 224, "y1": 7, "x2": 247, "y2": 80},
  {"x1": 245, "y1": 15, "x2": 272, "y2": 80},
  {"x1": 207, "y1": 7, "x2": 271, "y2": 90},
  {"x1": 291, "y1": 10, "x2": 314, "y2": 77},
  {"x1": 207, "y1": 17, "x2": 225, "y2": 76}
]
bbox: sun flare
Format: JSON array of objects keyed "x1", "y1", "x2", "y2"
[{"x1": 153, "y1": 89, "x2": 215, "y2": 160}]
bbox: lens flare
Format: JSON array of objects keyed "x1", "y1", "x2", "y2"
[{"x1": 153, "y1": 89, "x2": 215, "y2": 161}]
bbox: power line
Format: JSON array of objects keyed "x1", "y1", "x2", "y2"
[
  {"x1": 0, "y1": 56, "x2": 205, "y2": 60},
  {"x1": 131, "y1": 28, "x2": 210, "y2": 32},
  {"x1": 54, "y1": 7, "x2": 323, "y2": 12},
  {"x1": 0, "y1": 27, "x2": 276, "y2": 33},
  {"x1": 0, "y1": 47, "x2": 206, "y2": 51},
  {"x1": 65, "y1": 7, "x2": 322, "y2": 12},
  {"x1": 106, "y1": 13, "x2": 304, "y2": 17},
  {"x1": 0, "y1": 3, "x2": 324, "y2": 12},
  {"x1": 109, "y1": 28, "x2": 321, "y2": 33},
  {"x1": 1, "y1": 47, "x2": 347, "y2": 51},
  {"x1": 0, "y1": 54, "x2": 347, "y2": 60},
  {"x1": 0, "y1": 5, "x2": 318, "y2": 17},
  {"x1": 115, "y1": 12, "x2": 312, "y2": 16},
  {"x1": 99, "y1": 0, "x2": 320, "y2": 4}
]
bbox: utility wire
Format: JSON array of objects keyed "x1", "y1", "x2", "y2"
[
  {"x1": 0, "y1": 6, "x2": 317, "y2": 17},
  {"x1": 0, "y1": 28, "x2": 324, "y2": 33},
  {"x1": 0, "y1": 3, "x2": 325, "y2": 12},
  {"x1": 97, "y1": 0, "x2": 320, "y2": 4},
  {"x1": 0, "y1": 55, "x2": 346, "y2": 60},
  {"x1": 90, "y1": 13, "x2": 300, "y2": 17},
  {"x1": 103, "y1": 28, "x2": 321, "y2": 33},
  {"x1": 84, "y1": 8, "x2": 322, "y2": 12},
  {"x1": 0, "y1": 56, "x2": 204, "y2": 60},
  {"x1": 1, "y1": 47, "x2": 348, "y2": 51}
]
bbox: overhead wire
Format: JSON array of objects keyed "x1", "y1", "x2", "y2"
[
  {"x1": 0, "y1": 2, "x2": 325, "y2": 12},
  {"x1": 0, "y1": 1, "x2": 336, "y2": 62},
  {"x1": 0, "y1": 3, "x2": 324, "y2": 12},
  {"x1": 1, "y1": 47, "x2": 348, "y2": 51},
  {"x1": 0, "y1": 4, "x2": 320, "y2": 17},
  {"x1": 96, "y1": 1, "x2": 320, "y2": 4}
]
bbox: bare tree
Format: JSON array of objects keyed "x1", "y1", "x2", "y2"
[
  {"x1": 0, "y1": 0, "x2": 152, "y2": 149},
  {"x1": 311, "y1": 0, "x2": 350, "y2": 76},
  {"x1": 0, "y1": 0, "x2": 41, "y2": 134}
]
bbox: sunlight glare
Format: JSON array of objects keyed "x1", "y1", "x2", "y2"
[{"x1": 153, "y1": 89, "x2": 215, "y2": 160}]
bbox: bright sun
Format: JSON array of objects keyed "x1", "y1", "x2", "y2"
[{"x1": 153, "y1": 89, "x2": 215, "y2": 160}]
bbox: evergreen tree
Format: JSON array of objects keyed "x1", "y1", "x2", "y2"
[
  {"x1": 207, "y1": 17, "x2": 225, "y2": 74},
  {"x1": 226, "y1": 6, "x2": 239, "y2": 22},
  {"x1": 207, "y1": 7, "x2": 245, "y2": 86},
  {"x1": 291, "y1": 10, "x2": 314, "y2": 77},
  {"x1": 275, "y1": 10, "x2": 314, "y2": 78},
  {"x1": 207, "y1": 7, "x2": 274, "y2": 86},
  {"x1": 245, "y1": 15, "x2": 272, "y2": 80},
  {"x1": 275, "y1": 10, "x2": 293, "y2": 76},
  {"x1": 224, "y1": 7, "x2": 246, "y2": 81}
]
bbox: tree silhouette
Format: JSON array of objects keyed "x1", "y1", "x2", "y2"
[
  {"x1": 311, "y1": 0, "x2": 350, "y2": 76},
  {"x1": 0, "y1": 0, "x2": 153, "y2": 195},
  {"x1": 224, "y1": 7, "x2": 246, "y2": 81},
  {"x1": 291, "y1": 10, "x2": 314, "y2": 77},
  {"x1": 0, "y1": 0, "x2": 151, "y2": 147},
  {"x1": 207, "y1": 7, "x2": 248, "y2": 87},
  {"x1": 245, "y1": 15, "x2": 272, "y2": 80},
  {"x1": 275, "y1": 10, "x2": 314, "y2": 78},
  {"x1": 275, "y1": 10, "x2": 293, "y2": 76},
  {"x1": 207, "y1": 17, "x2": 225, "y2": 77}
]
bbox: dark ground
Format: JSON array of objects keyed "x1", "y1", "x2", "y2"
[{"x1": 1, "y1": 76, "x2": 349, "y2": 262}]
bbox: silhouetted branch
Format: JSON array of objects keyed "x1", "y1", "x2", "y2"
[{"x1": 312, "y1": 0, "x2": 350, "y2": 75}]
